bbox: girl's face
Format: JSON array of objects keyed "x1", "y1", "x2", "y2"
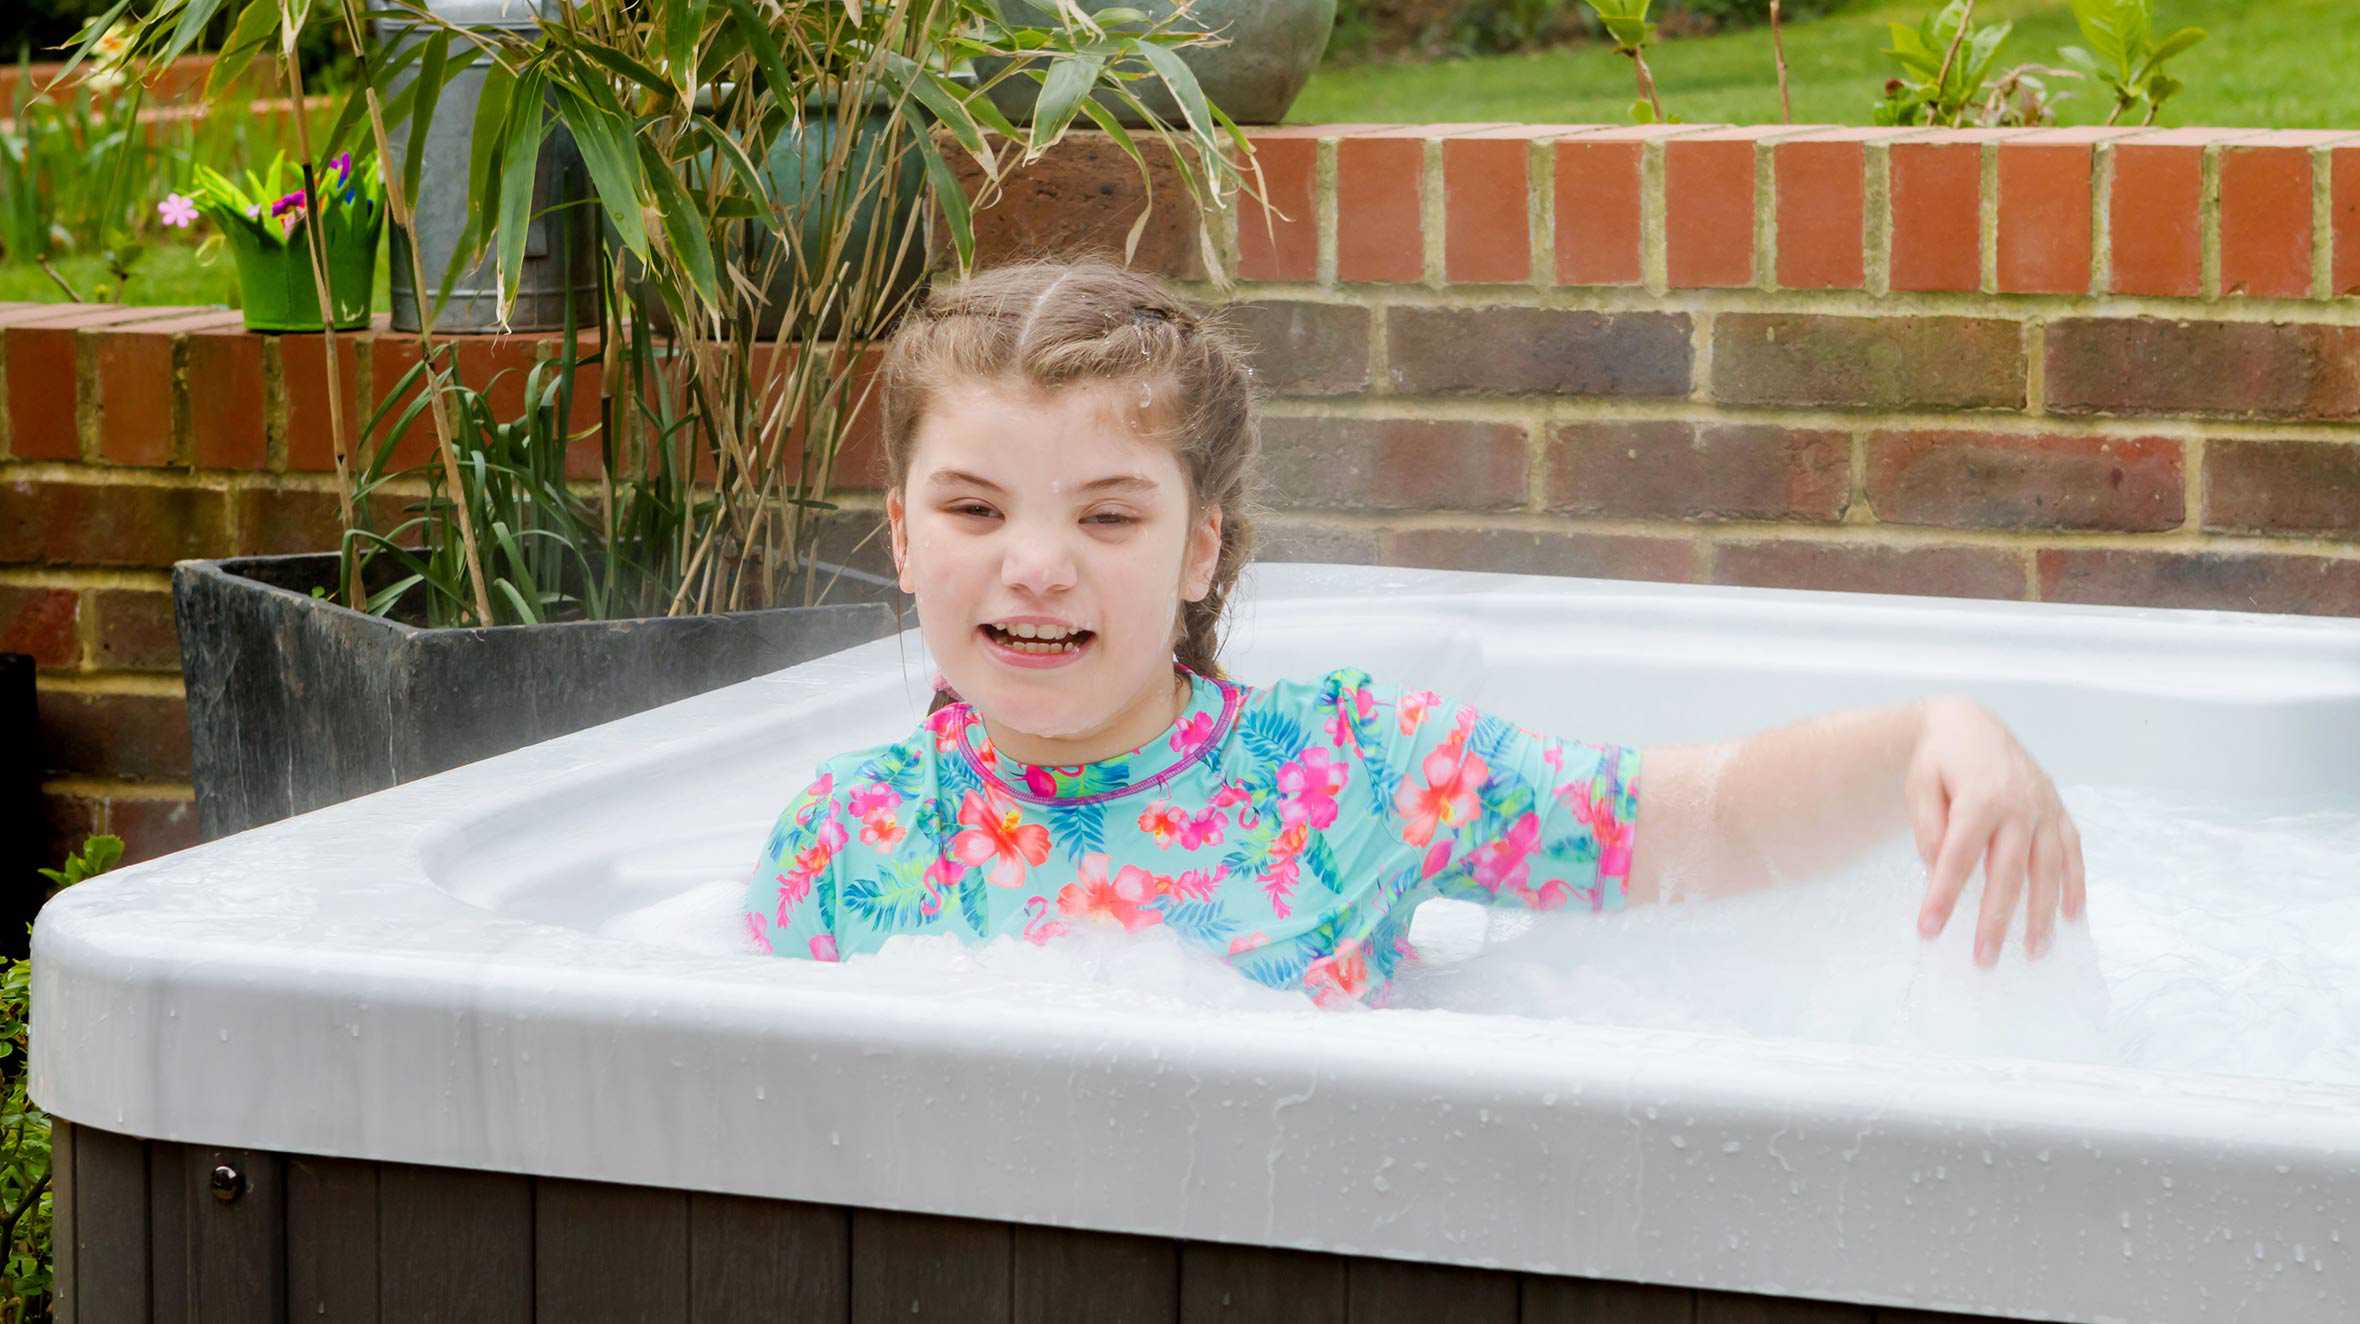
[{"x1": 887, "y1": 373, "x2": 1222, "y2": 767}]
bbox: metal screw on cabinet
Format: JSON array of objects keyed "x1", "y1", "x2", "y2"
[{"x1": 210, "y1": 1164, "x2": 244, "y2": 1204}]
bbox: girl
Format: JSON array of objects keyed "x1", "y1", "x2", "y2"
[{"x1": 742, "y1": 259, "x2": 2086, "y2": 1009}]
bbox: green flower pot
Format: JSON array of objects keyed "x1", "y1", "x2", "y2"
[{"x1": 222, "y1": 206, "x2": 383, "y2": 333}]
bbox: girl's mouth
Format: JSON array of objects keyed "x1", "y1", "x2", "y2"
[{"x1": 978, "y1": 623, "x2": 1095, "y2": 669}]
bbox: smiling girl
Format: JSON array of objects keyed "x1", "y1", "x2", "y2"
[{"x1": 741, "y1": 259, "x2": 2087, "y2": 1008}]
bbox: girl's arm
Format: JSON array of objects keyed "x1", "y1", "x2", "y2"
[{"x1": 1625, "y1": 696, "x2": 2086, "y2": 965}]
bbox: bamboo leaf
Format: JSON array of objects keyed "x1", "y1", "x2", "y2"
[
  {"x1": 495, "y1": 73, "x2": 549, "y2": 322},
  {"x1": 1028, "y1": 52, "x2": 1105, "y2": 151},
  {"x1": 554, "y1": 80, "x2": 649, "y2": 257},
  {"x1": 1133, "y1": 40, "x2": 1212, "y2": 143},
  {"x1": 402, "y1": 30, "x2": 454, "y2": 210},
  {"x1": 206, "y1": 0, "x2": 280, "y2": 99}
]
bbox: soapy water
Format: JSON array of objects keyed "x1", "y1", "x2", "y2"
[{"x1": 601, "y1": 783, "x2": 2360, "y2": 1087}]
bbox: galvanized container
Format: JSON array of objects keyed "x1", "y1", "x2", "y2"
[{"x1": 377, "y1": 0, "x2": 598, "y2": 332}]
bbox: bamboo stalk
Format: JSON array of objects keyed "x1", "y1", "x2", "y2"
[{"x1": 1771, "y1": 1, "x2": 1791, "y2": 125}]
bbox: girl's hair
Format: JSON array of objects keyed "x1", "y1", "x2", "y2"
[{"x1": 880, "y1": 257, "x2": 1262, "y2": 707}]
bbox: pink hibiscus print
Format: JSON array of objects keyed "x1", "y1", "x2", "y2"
[
  {"x1": 952, "y1": 787, "x2": 1052, "y2": 888},
  {"x1": 924, "y1": 707, "x2": 964, "y2": 752},
  {"x1": 1394, "y1": 740, "x2": 1488, "y2": 847},
  {"x1": 1170, "y1": 709, "x2": 1213, "y2": 752},
  {"x1": 1302, "y1": 938, "x2": 1373, "y2": 1009},
  {"x1": 1178, "y1": 805, "x2": 1227, "y2": 851},
  {"x1": 1137, "y1": 798, "x2": 1186, "y2": 848},
  {"x1": 1276, "y1": 746, "x2": 1349, "y2": 830},
  {"x1": 847, "y1": 782, "x2": 897, "y2": 820},
  {"x1": 808, "y1": 934, "x2": 840, "y2": 962},
  {"x1": 1471, "y1": 811, "x2": 1541, "y2": 896},
  {"x1": 1559, "y1": 774, "x2": 1636, "y2": 883},
  {"x1": 1398, "y1": 689, "x2": 1438, "y2": 736},
  {"x1": 859, "y1": 811, "x2": 906, "y2": 852},
  {"x1": 1056, "y1": 853, "x2": 1166, "y2": 931}
]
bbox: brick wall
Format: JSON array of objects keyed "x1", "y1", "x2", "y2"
[{"x1": 7, "y1": 122, "x2": 2359, "y2": 866}]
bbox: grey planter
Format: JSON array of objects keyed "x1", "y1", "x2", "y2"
[
  {"x1": 979, "y1": 0, "x2": 1337, "y2": 127},
  {"x1": 173, "y1": 553, "x2": 899, "y2": 841}
]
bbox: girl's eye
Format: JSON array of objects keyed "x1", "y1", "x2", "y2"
[
  {"x1": 1086, "y1": 512, "x2": 1137, "y2": 527},
  {"x1": 946, "y1": 503, "x2": 996, "y2": 519}
]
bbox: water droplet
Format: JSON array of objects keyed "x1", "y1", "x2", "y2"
[{"x1": 1722, "y1": 1140, "x2": 1743, "y2": 1155}]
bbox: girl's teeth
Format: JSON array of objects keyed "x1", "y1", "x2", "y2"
[{"x1": 1006, "y1": 637, "x2": 1078, "y2": 655}]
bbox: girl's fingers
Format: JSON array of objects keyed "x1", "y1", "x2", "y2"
[
  {"x1": 2026, "y1": 821, "x2": 2063, "y2": 960},
  {"x1": 2060, "y1": 810, "x2": 2087, "y2": 921},
  {"x1": 1976, "y1": 819, "x2": 2031, "y2": 967},
  {"x1": 1920, "y1": 794, "x2": 1998, "y2": 939}
]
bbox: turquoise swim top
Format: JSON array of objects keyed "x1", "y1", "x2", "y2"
[{"x1": 742, "y1": 666, "x2": 1644, "y2": 1008}]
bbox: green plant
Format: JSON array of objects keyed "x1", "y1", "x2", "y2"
[
  {"x1": 1, "y1": 834, "x2": 125, "y2": 1323},
  {"x1": 1580, "y1": 0, "x2": 1668, "y2": 122},
  {"x1": 0, "y1": 43, "x2": 152, "y2": 289},
  {"x1": 2060, "y1": 0, "x2": 2204, "y2": 125},
  {"x1": 1874, "y1": 0, "x2": 2047, "y2": 127}
]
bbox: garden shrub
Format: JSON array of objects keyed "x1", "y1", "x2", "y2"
[{"x1": 1329, "y1": 0, "x2": 1854, "y2": 61}]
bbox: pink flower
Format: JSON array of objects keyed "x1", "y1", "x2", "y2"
[
  {"x1": 924, "y1": 706, "x2": 965, "y2": 752},
  {"x1": 1137, "y1": 799, "x2": 1185, "y2": 847},
  {"x1": 1170, "y1": 709, "x2": 1213, "y2": 752},
  {"x1": 1227, "y1": 930, "x2": 1270, "y2": 956},
  {"x1": 1560, "y1": 774, "x2": 1635, "y2": 884},
  {"x1": 1471, "y1": 811, "x2": 1541, "y2": 896},
  {"x1": 1302, "y1": 938, "x2": 1373, "y2": 1009},
  {"x1": 808, "y1": 934, "x2": 840, "y2": 962},
  {"x1": 1168, "y1": 864, "x2": 1226, "y2": 902},
  {"x1": 1276, "y1": 746, "x2": 1349, "y2": 830},
  {"x1": 1057, "y1": 853, "x2": 1165, "y2": 931},
  {"x1": 1177, "y1": 805, "x2": 1226, "y2": 851},
  {"x1": 1420, "y1": 839, "x2": 1453, "y2": 879},
  {"x1": 847, "y1": 782, "x2": 897, "y2": 820},
  {"x1": 156, "y1": 192, "x2": 197, "y2": 229},
  {"x1": 1394, "y1": 739, "x2": 1488, "y2": 847},
  {"x1": 1024, "y1": 764, "x2": 1059, "y2": 798},
  {"x1": 858, "y1": 811, "x2": 905, "y2": 852},
  {"x1": 952, "y1": 787, "x2": 1051, "y2": 888},
  {"x1": 1398, "y1": 689, "x2": 1438, "y2": 736}
]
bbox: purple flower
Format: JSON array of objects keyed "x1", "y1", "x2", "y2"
[
  {"x1": 328, "y1": 152, "x2": 352, "y2": 186},
  {"x1": 269, "y1": 188, "x2": 308, "y2": 218},
  {"x1": 156, "y1": 193, "x2": 197, "y2": 229}
]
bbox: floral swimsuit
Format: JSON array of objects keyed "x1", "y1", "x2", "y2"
[{"x1": 742, "y1": 666, "x2": 1645, "y2": 1008}]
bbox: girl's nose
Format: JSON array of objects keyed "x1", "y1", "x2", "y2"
[{"x1": 999, "y1": 524, "x2": 1078, "y2": 595}]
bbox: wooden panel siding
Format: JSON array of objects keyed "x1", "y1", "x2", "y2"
[{"x1": 49, "y1": 1120, "x2": 2038, "y2": 1323}]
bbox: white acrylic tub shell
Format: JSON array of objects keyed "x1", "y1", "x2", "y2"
[{"x1": 32, "y1": 563, "x2": 2360, "y2": 1324}]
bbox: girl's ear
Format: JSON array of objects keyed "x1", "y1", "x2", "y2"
[
  {"x1": 1182, "y1": 505, "x2": 1223, "y2": 602},
  {"x1": 887, "y1": 486, "x2": 915, "y2": 594}
]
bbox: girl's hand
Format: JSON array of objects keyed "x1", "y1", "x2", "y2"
[{"x1": 1904, "y1": 698, "x2": 2086, "y2": 966}]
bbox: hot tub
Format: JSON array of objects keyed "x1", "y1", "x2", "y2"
[{"x1": 35, "y1": 563, "x2": 2360, "y2": 1323}]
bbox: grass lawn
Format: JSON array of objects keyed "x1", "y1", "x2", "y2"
[
  {"x1": 1289, "y1": 0, "x2": 2360, "y2": 129},
  {"x1": 0, "y1": 240, "x2": 394, "y2": 310}
]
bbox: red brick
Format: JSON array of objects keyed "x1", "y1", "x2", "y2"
[
  {"x1": 2045, "y1": 318, "x2": 2360, "y2": 420},
  {"x1": 1556, "y1": 127, "x2": 1676, "y2": 287},
  {"x1": 2219, "y1": 138, "x2": 2319, "y2": 299},
  {"x1": 1384, "y1": 526, "x2": 1695, "y2": 584},
  {"x1": 92, "y1": 322, "x2": 183, "y2": 467},
  {"x1": 107, "y1": 794, "x2": 204, "y2": 862},
  {"x1": 4, "y1": 304, "x2": 185, "y2": 461},
  {"x1": 1387, "y1": 307, "x2": 1691, "y2": 397},
  {"x1": 183, "y1": 321, "x2": 271, "y2": 470},
  {"x1": 1443, "y1": 126, "x2": 1564, "y2": 284},
  {"x1": 2107, "y1": 132, "x2": 2216, "y2": 298},
  {"x1": 1255, "y1": 520, "x2": 1384, "y2": 567},
  {"x1": 1866, "y1": 430, "x2": 2183, "y2": 532},
  {"x1": 1261, "y1": 416, "x2": 1526, "y2": 512},
  {"x1": 278, "y1": 332, "x2": 367, "y2": 473},
  {"x1": 2038, "y1": 548, "x2": 2360, "y2": 618},
  {"x1": 1712, "y1": 313, "x2": 2023, "y2": 411},
  {"x1": 952, "y1": 133, "x2": 1205, "y2": 280},
  {"x1": 1667, "y1": 128, "x2": 1774, "y2": 289},
  {"x1": 0, "y1": 585, "x2": 81, "y2": 667},
  {"x1": 232, "y1": 485, "x2": 357, "y2": 558},
  {"x1": 2334, "y1": 145, "x2": 2360, "y2": 296},
  {"x1": 89, "y1": 587, "x2": 182, "y2": 672},
  {"x1": 39, "y1": 689, "x2": 192, "y2": 781},
  {"x1": 1889, "y1": 138, "x2": 1989, "y2": 293},
  {"x1": 0, "y1": 480, "x2": 234, "y2": 567},
  {"x1": 1544, "y1": 421, "x2": 1849, "y2": 522},
  {"x1": 1336, "y1": 130, "x2": 1427, "y2": 284},
  {"x1": 454, "y1": 332, "x2": 548, "y2": 426},
  {"x1": 1220, "y1": 300, "x2": 1371, "y2": 397},
  {"x1": 1714, "y1": 541, "x2": 2025, "y2": 602},
  {"x1": 1997, "y1": 131, "x2": 2120, "y2": 295},
  {"x1": 2203, "y1": 437, "x2": 2360, "y2": 537},
  {"x1": 1775, "y1": 131, "x2": 1890, "y2": 291},
  {"x1": 1238, "y1": 130, "x2": 1320, "y2": 283}
]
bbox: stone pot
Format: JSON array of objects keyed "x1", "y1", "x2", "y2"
[
  {"x1": 172, "y1": 553, "x2": 900, "y2": 840},
  {"x1": 978, "y1": 0, "x2": 1336, "y2": 127}
]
